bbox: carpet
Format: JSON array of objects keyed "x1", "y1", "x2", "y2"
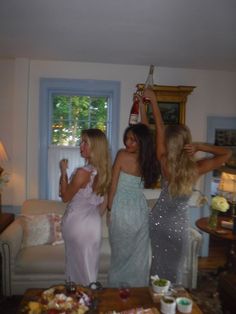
[
  {"x1": 0, "y1": 271, "x2": 223, "y2": 314},
  {"x1": 190, "y1": 271, "x2": 222, "y2": 314},
  {"x1": 0, "y1": 295, "x2": 22, "y2": 314}
]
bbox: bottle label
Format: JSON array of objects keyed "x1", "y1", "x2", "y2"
[{"x1": 129, "y1": 114, "x2": 139, "y2": 125}]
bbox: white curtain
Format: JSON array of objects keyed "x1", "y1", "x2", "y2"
[{"x1": 48, "y1": 146, "x2": 85, "y2": 200}]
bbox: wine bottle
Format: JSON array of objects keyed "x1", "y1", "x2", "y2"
[
  {"x1": 143, "y1": 65, "x2": 155, "y2": 104},
  {"x1": 144, "y1": 64, "x2": 154, "y2": 89},
  {"x1": 128, "y1": 94, "x2": 139, "y2": 125}
]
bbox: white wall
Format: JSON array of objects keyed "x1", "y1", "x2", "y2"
[
  {"x1": 1, "y1": 58, "x2": 236, "y2": 207},
  {"x1": 0, "y1": 59, "x2": 14, "y2": 204}
]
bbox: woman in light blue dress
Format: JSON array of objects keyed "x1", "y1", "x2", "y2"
[{"x1": 108, "y1": 123, "x2": 160, "y2": 287}]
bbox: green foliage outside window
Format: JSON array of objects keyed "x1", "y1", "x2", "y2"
[{"x1": 51, "y1": 95, "x2": 108, "y2": 146}]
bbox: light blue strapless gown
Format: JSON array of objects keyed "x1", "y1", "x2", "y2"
[{"x1": 108, "y1": 171, "x2": 150, "y2": 287}]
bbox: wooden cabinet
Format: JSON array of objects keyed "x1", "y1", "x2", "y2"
[
  {"x1": 0, "y1": 213, "x2": 14, "y2": 234},
  {"x1": 136, "y1": 84, "x2": 195, "y2": 125}
]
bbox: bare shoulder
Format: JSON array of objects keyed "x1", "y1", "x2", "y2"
[
  {"x1": 116, "y1": 149, "x2": 134, "y2": 162},
  {"x1": 72, "y1": 167, "x2": 91, "y2": 184},
  {"x1": 117, "y1": 148, "x2": 126, "y2": 156},
  {"x1": 115, "y1": 149, "x2": 127, "y2": 161}
]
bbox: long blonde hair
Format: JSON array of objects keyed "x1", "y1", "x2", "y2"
[
  {"x1": 82, "y1": 129, "x2": 112, "y2": 196},
  {"x1": 165, "y1": 125, "x2": 198, "y2": 197}
]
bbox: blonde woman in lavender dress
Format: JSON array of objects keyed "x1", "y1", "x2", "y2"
[
  {"x1": 142, "y1": 88, "x2": 231, "y2": 285},
  {"x1": 59, "y1": 129, "x2": 111, "y2": 286}
]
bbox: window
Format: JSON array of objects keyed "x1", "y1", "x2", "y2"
[
  {"x1": 51, "y1": 95, "x2": 108, "y2": 145},
  {"x1": 40, "y1": 78, "x2": 120, "y2": 200}
]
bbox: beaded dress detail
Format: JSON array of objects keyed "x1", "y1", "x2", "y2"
[{"x1": 149, "y1": 180, "x2": 190, "y2": 284}]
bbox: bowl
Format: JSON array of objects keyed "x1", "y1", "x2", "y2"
[
  {"x1": 152, "y1": 278, "x2": 170, "y2": 294},
  {"x1": 160, "y1": 296, "x2": 176, "y2": 314},
  {"x1": 176, "y1": 297, "x2": 193, "y2": 313}
]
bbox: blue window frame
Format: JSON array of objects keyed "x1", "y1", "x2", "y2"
[{"x1": 39, "y1": 78, "x2": 120, "y2": 199}]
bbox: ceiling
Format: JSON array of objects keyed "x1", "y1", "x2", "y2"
[{"x1": 1, "y1": 0, "x2": 236, "y2": 71}]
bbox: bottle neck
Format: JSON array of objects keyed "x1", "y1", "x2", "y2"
[{"x1": 145, "y1": 65, "x2": 154, "y2": 88}]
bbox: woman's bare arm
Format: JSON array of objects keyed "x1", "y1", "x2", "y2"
[
  {"x1": 138, "y1": 94, "x2": 149, "y2": 126},
  {"x1": 186, "y1": 143, "x2": 232, "y2": 175},
  {"x1": 143, "y1": 89, "x2": 166, "y2": 164},
  {"x1": 107, "y1": 150, "x2": 123, "y2": 210},
  {"x1": 60, "y1": 168, "x2": 90, "y2": 203}
]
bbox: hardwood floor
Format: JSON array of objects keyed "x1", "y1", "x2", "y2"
[{"x1": 198, "y1": 235, "x2": 228, "y2": 271}]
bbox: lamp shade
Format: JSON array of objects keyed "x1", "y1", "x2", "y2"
[
  {"x1": 218, "y1": 171, "x2": 236, "y2": 202},
  {"x1": 0, "y1": 141, "x2": 8, "y2": 162}
]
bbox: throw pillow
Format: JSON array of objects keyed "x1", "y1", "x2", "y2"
[
  {"x1": 20, "y1": 214, "x2": 53, "y2": 248},
  {"x1": 50, "y1": 213, "x2": 64, "y2": 246},
  {"x1": 20, "y1": 213, "x2": 64, "y2": 248}
]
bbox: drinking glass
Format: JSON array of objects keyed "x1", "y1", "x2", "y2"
[{"x1": 118, "y1": 282, "x2": 131, "y2": 301}]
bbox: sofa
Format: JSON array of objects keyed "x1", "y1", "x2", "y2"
[{"x1": 0, "y1": 199, "x2": 202, "y2": 296}]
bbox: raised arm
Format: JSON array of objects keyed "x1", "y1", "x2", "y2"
[
  {"x1": 143, "y1": 89, "x2": 166, "y2": 163},
  {"x1": 59, "y1": 160, "x2": 90, "y2": 202},
  {"x1": 138, "y1": 93, "x2": 149, "y2": 126},
  {"x1": 185, "y1": 143, "x2": 232, "y2": 175}
]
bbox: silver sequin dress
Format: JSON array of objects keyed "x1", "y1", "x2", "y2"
[{"x1": 149, "y1": 180, "x2": 190, "y2": 285}]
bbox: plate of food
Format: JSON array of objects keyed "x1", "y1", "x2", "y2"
[{"x1": 24, "y1": 285, "x2": 92, "y2": 314}]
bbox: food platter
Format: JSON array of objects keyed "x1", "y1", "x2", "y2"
[{"x1": 24, "y1": 285, "x2": 92, "y2": 314}]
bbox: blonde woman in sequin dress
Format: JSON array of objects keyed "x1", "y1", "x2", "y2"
[{"x1": 142, "y1": 89, "x2": 232, "y2": 285}]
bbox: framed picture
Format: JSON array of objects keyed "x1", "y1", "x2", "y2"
[
  {"x1": 213, "y1": 128, "x2": 236, "y2": 177},
  {"x1": 136, "y1": 84, "x2": 195, "y2": 125},
  {"x1": 206, "y1": 117, "x2": 236, "y2": 198}
]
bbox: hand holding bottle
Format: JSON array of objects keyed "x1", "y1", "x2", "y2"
[{"x1": 143, "y1": 88, "x2": 156, "y2": 105}]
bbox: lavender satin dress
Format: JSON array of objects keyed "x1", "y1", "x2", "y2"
[{"x1": 61, "y1": 165, "x2": 104, "y2": 286}]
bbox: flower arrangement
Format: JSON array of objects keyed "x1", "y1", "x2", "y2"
[
  {"x1": 208, "y1": 196, "x2": 229, "y2": 229},
  {"x1": 0, "y1": 170, "x2": 10, "y2": 191},
  {"x1": 195, "y1": 191, "x2": 229, "y2": 212},
  {"x1": 195, "y1": 191, "x2": 230, "y2": 229},
  {"x1": 211, "y1": 195, "x2": 230, "y2": 212}
]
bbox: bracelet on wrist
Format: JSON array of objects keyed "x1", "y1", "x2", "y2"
[{"x1": 60, "y1": 175, "x2": 68, "y2": 184}]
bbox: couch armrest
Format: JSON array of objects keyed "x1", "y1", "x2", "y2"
[
  {"x1": 0, "y1": 219, "x2": 23, "y2": 295},
  {"x1": 0, "y1": 218, "x2": 23, "y2": 258},
  {"x1": 188, "y1": 227, "x2": 202, "y2": 289}
]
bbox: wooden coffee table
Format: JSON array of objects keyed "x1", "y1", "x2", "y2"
[{"x1": 18, "y1": 286, "x2": 203, "y2": 313}]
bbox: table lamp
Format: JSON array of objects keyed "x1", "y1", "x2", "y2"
[
  {"x1": 0, "y1": 140, "x2": 9, "y2": 213},
  {"x1": 218, "y1": 167, "x2": 236, "y2": 233}
]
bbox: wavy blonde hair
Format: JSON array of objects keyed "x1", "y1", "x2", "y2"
[
  {"x1": 82, "y1": 129, "x2": 112, "y2": 196},
  {"x1": 165, "y1": 125, "x2": 198, "y2": 197}
]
